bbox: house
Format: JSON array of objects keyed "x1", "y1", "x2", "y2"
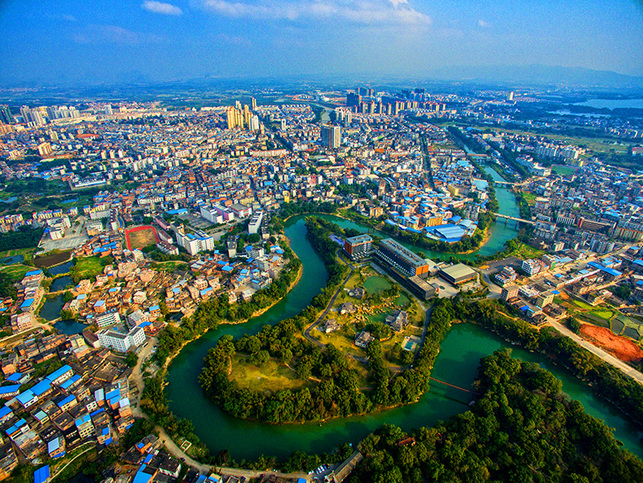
[
  {"x1": 339, "y1": 302, "x2": 356, "y2": 315},
  {"x1": 355, "y1": 331, "x2": 374, "y2": 349},
  {"x1": 322, "y1": 319, "x2": 340, "y2": 334},
  {"x1": 386, "y1": 310, "x2": 408, "y2": 332}
]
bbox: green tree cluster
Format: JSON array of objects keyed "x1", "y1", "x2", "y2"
[{"x1": 349, "y1": 349, "x2": 643, "y2": 483}]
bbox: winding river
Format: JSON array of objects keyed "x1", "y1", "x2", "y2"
[{"x1": 166, "y1": 171, "x2": 643, "y2": 461}]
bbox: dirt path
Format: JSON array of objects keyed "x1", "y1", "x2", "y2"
[{"x1": 548, "y1": 320, "x2": 643, "y2": 385}]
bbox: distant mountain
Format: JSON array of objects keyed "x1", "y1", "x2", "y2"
[{"x1": 425, "y1": 64, "x2": 643, "y2": 89}]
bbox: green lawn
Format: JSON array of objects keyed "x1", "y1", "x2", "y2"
[
  {"x1": 230, "y1": 355, "x2": 306, "y2": 392},
  {"x1": 363, "y1": 276, "x2": 392, "y2": 294},
  {"x1": 0, "y1": 264, "x2": 33, "y2": 281},
  {"x1": 70, "y1": 256, "x2": 107, "y2": 282},
  {"x1": 552, "y1": 165, "x2": 577, "y2": 176},
  {"x1": 522, "y1": 193, "x2": 538, "y2": 205}
]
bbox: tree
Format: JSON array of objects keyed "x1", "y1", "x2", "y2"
[
  {"x1": 567, "y1": 317, "x2": 581, "y2": 334},
  {"x1": 125, "y1": 351, "x2": 138, "y2": 368}
]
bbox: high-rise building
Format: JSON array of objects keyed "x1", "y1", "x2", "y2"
[
  {"x1": 344, "y1": 235, "x2": 373, "y2": 260},
  {"x1": 0, "y1": 106, "x2": 14, "y2": 124},
  {"x1": 321, "y1": 124, "x2": 341, "y2": 149},
  {"x1": 249, "y1": 115, "x2": 260, "y2": 132},
  {"x1": 227, "y1": 106, "x2": 244, "y2": 129},
  {"x1": 104, "y1": 104, "x2": 113, "y2": 115},
  {"x1": 346, "y1": 93, "x2": 361, "y2": 107},
  {"x1": 251, "y1": 97, "x2": 257, "y2": 110}
]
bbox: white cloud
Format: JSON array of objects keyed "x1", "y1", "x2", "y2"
[
  {"x1": 143, "y1": 1, "x2": 183, "y2": 15},
  {"x1": 201, "y1": 0, "x2": 431, "y2": 25},
  {"x1": 478, "y1": 19, "x2": 491, "y2": 28},
  {"x1": 74, "y1": 25, "x2": 161, "y2": 45}
]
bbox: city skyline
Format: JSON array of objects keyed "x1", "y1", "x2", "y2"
[{"x1": 0, "y1": 0, "x2": 642, "y2": 86}]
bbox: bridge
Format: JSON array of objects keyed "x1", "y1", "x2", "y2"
[
  {"x1": 494, "y1": 180, "x2": 515, "y2": 186},
  {"x1": 494, "y1": 213, "x2": 536, "y2": 225}
]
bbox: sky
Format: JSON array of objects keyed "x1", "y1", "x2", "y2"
[{"x1": 0, "y1": 0, "x2": 642, "y2": 85}]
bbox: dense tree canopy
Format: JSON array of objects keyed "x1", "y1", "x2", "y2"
[{"x1": 349, "y1": 350, "x2": 643, "y2": 483}]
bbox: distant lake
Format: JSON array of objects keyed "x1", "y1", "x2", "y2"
[
  {"x1": 574, "y1": 98, "x2": 643, "y2": 110},
  {"x1": 550, "y1": 110, "x2": 610, "y2": 118}
]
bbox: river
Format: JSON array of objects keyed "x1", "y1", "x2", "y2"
[{"x1": 166, "y1": 209, "x2": 643, "y2": 460}]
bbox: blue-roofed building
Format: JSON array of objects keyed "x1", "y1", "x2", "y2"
[
  {"x1": 6, "y1": 372, "x2": 22, "y2": 383},
  {"x1": 0, "y1": 405, "x2": 13, "y2": 424},
  {"x1": 46, "y1": 365, "x2": 73, "y2": 385},
  {"x1": 0, "y1": 384, "x2": 21, "y2": 399},
  {"x1": 25, "y1": 270, "x2": 43, "y2": 277},
  {"x1": 31, "y1": 380, "x2": 52, "y2": 397},
  {"x1": 133, "y1": 465, "x2": 153, "y2": 483},
  {"x1": 34, "y1": 465, "x2": 50, "y2": 483},
  {"x1": 20, "y1": 298, "x2": 35, "y2": 310},
  {"x1": 16, "y1": 390, "x2": 37, "y2": 408},
  {"x1": 60, "y1": 374, "x2": 81, "y2": 391}
]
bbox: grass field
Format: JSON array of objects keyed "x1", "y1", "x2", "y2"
[
  {"x1": 522, "y1": 193, "x2": 538, "y2": 205},
  {"x1": 363, "y1": 276, "x2": 392, "y2": 294},
  {"x1": 70, "y1": 256, "x2": 106, "y2": 282},
  {"x1": 552, "y1": 165, "x2": 578, "y2": 176},
  {"x1": 0, "y1": 264, "x2": 33, "y2": 281},
  {"x1": 230, "y1": 355, "x2": 307, "y2": 392}
]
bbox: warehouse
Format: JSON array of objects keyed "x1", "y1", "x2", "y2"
[{"x1": 439, "y1": 263, "x2": 477, "y2": 285}]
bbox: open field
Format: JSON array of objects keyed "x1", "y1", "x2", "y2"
[
  {"x1": 33, "y1": 249, "x2": 73, "y2": 268},
  {"x1": 125, "y1": 225, "x2": 158, "y2": 250},
  {"x1": 230, "y1": 355, "x2": 306, "y2": 393},
  {"x1": 552, "y1": 165, "x2": 578, "y2": 176},
  {"x1": 0, "y1": 264, "x2": 33, "y2": 281},
  {"x1": 70, "y1": 256, "x2": 105, "y2": 282},
  {"x1": 580, "y1": 324, "x2": 643, "y2": 363},
  {"x1": 468, "y1": 124, "x2": 634, "y2": 155}
]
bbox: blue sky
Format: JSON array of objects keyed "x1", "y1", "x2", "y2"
[{"x1": 0, "y1": 0, "x2": 641, "y2": 85}]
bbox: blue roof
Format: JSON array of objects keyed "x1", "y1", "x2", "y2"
[
  {"x1": 0, "y1": 385, "x2": 20, "y2": 396},
  {"x1": 25, "y1": 270, "x2": 43, "y2": 277},
  {"x1": 16, "y1": 390, "x2": 36, "y2": 405},
  {"x1": 6, "y1": 372, "x2": 22, "y2": 382},
  {"x1": 46, "y1": 365, "x2": 72, "y2": 383},
  {"x1": 32, "y1": 380, "x2": 51, "y2": 396},
  {"x1": 75, "y1": 415, "x2": 91, "y2": 426},
  {"x1": 0, "y1": 406, "x2": 12, "y2": 419},
  {"x1": 34, "y1": 465, "x2": 50, "y2": 483},
  {"x1": 133, "y1": 465, "x2": 152, "y2": 483},
  {"x1": 60, "y1": 374, "x2": 81, "y2": 390},
  {"x1": 58, "y1": 395, "x2": 76, "y2": 408},
  {"x1": 20, "y1": 298, "x2": 35, "y2": 308}
]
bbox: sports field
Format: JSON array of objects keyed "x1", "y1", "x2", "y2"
[{"x1": 125, "y1": 225, "x2": 158, "y2": 250}]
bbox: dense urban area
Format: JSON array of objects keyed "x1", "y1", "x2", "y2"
[{"x1": 0, "y1": 82, "x2": 642, "y2": 483}]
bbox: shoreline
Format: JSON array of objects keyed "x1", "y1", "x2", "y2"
[{"x1": 162, "y1": 257, "x2": 303, "y2": 372}]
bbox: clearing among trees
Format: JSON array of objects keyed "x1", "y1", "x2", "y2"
[
  {"x1": 580, "y1": 324, "x2": 643, "y2": 363},
  {"x1": 125, "y1": 225, "x2": 158, "y2": 250}
]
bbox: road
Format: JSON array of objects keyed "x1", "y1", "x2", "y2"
[
  {"x1": 548, "y1": 320, "x2": 643, "y2": 385},
  {"x1": 303, "y1": 260, "x2": 355, "y2": 348}
]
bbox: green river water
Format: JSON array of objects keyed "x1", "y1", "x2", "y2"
[{"x1": 166, "y1": 171, "x2": 643, "y2": 461}]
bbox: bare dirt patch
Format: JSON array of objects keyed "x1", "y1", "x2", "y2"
[{"x1": 580, "y1": 324, "x2": 643, "y2": 363}]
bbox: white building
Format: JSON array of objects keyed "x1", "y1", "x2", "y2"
[
  {"x1": 248, "y1": 211, "x2": 264, "y2": 234},
  {"x1": 97, "y1": 326, "x2": 146, "y2": 353},
  {"x1": 96, "y1": 312, "x2": 121, "y2": 329}
]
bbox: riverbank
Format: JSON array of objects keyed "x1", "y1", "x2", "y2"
[{"x1": 161, "y1": 261, "x2": 303, "y2": 373}]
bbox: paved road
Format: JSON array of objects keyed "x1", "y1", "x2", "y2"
[
  {"x1": 548, "y1": 320, "x2": 643, "y2": 385},
  {"x1": 303, "y1": 261, "x2": 355, "y2": 347}
]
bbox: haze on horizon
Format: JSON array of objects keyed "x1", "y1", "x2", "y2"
[{"x1": 0, "y1": 0, "x2": 642, "y2": 86}]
